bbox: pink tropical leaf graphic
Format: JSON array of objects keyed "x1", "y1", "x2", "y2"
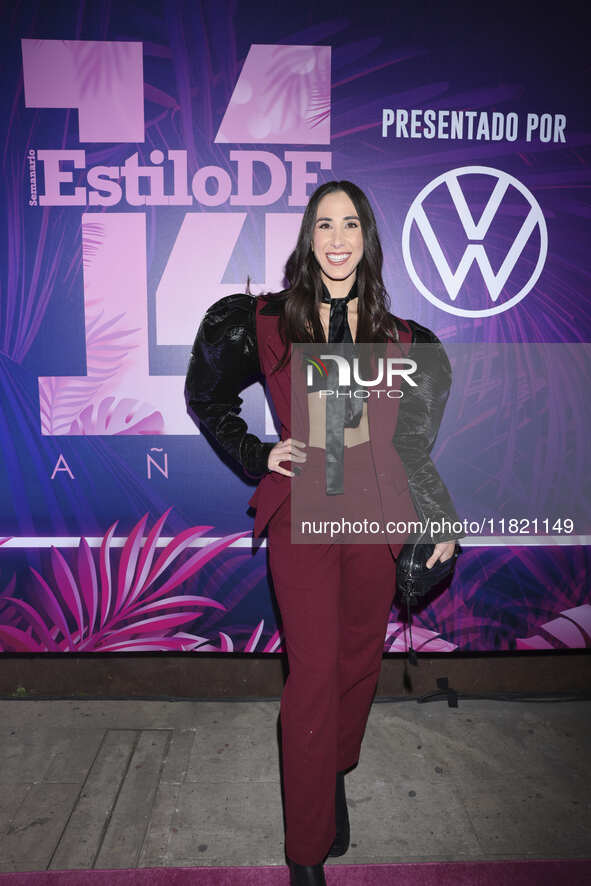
[
  {"x1": 217, "y1": 45, "x2": 331, "y2": 144},
  {"x1": 115, "y1": 513, "x2": 149, "y2": 615},
  {"x1": 264, "y1": 46, "x2": 330, "y2": 133},
  {"x1": 77, "y1": 537, "x2": 98, "y2": 635},
  {"x1": 243, "y1": 619, "x2": 284, "y2": 653},
  {"x1": 100, "y1": 521, "x2": 117, "y2": 629},
  {"x1": 184, "y1": 631, "x2": 234, "y2": 652},
  {"x1": 39, "y1": 309, "x2": 141, "y2": 435},
  {"x1": 244, "y1": 619, "x2": 265, "y2": 652},
  {"x1": 70, "y1": 397, "x2": 164, "y2": 435},
  {"x1": 0, "y1": 625, "x2": 47, "y2": 652},
  {"x1": 515, "y1": 604, "x2": 591, "y2": 650},
  {"x1": 386, "y1": 621, "x2": 458, "y2": 653},
  {"x1": 71, "y1": 40, "x2": 137, "y2": 100},
  {"x1": 81, "y1": 221, "x2": 106, "y2": 271},
  {"x1": 0, "y1": 511, "x2": 251, "y2": 652},
  {"x1": 1, "y1": 596, "x2": 59, "y2": 651}
]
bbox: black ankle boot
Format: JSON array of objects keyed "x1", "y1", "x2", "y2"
[
  {"x1": 287, "y1": 857, "x2": 326, "y2": 885},
  {"x1": 327, "y1": 769, "x2": 350, "y2": 857}
]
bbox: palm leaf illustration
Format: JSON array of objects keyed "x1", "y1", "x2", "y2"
[
  {"x1": 0, "y1": 511, "x2": 251, "y2": 652},
  {"x1": 244, "y1": 619, "x2": 283, "y2": 653},
  {"x1": 263, "y1": 46, "x2": 330, "y2": 135}
]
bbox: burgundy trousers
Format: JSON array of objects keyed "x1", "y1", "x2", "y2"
[{"x1": 267, "y1": 441, "x2": 397, "y2": 865}]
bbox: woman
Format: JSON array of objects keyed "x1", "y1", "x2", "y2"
[{"x1": 185, "y1": 181, "x2": 460, "y2": 885}]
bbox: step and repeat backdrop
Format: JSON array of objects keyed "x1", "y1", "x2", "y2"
[{"x1": 1, "y1": 0, "x2": 589, "y2": 654}]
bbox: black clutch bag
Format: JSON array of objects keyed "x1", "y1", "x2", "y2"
[
  {"x1": 396, "y1": 540, "x2": 462, "y2": 667},
  {"x1": 396, "y1": 541, "x2": 462, "y2": 604}
]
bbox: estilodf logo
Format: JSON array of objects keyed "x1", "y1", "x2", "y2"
[{"x1": 402, "y1": 166, "x2": 548, "y2": 318}]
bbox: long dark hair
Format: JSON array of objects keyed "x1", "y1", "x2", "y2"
[{"x1": 264, "y1": 180, "x2": 399, "y2": 375}]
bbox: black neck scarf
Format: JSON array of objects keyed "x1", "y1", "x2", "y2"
[
  {"x1": 320, "y1": 279, "x2": 359, "y2": 343},
  {"x1": 320, "y1": 280, "x2": 364, "y2": 495}
]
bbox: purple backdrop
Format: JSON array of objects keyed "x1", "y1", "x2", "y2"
[{"x1": 0, "y1": 0, "x2": 589, "y2": 654}]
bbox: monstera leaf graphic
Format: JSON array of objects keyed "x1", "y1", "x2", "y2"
[
  {"x1": 0, "y1": 510, "x2": 251, "y2": 652},
  {"x1": 69, "y1": 397, "x2": 164, "y2": 435},
  {"x1": 39, "y1": 310, "x2": 141, "y2": 435}
]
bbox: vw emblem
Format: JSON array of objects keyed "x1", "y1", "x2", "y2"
[{"x1": 402, "y1": 165, "x2": 548, "y2": 318}]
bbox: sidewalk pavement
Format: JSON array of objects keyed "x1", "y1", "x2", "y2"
[{"x1": 0, "y1": 698, "x2": 589, "y2": 872}]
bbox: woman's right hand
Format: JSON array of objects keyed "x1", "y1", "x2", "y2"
[{"x1": 267, "y1": 438, "x2": 307, "y2": 477}]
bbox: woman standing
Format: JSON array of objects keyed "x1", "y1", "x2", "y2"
[{"x1": 185, "y1": 181, "x2": 460, "y2": 885}]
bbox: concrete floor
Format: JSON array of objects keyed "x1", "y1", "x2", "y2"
[{"x1": 0, "y1": 698, "x2": 589, "y2": 873}]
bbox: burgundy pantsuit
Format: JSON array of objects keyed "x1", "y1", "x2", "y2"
[
  {"x1": 185, "y1": 290, "x2": 463, "y2": 867},
  {"x1": 267, "y1": 442, "x2": 398, "y2": 864},
  {"x1": 246, "y1": 296, "x2": 417, "y2": 865}
]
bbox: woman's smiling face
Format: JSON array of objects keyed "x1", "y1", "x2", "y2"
[{"x1": 312, "y1": 190, "x2": 364, "y2": 286}]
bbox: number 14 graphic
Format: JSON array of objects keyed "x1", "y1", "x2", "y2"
[{"x1": 39, "y1": 212, "x2": 301, "y2": 435}]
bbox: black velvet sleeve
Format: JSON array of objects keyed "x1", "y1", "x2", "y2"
[
  {"x1": 392, "y1": 319, "x2": 463, "y2": 543},
  {"x1": 184, "y1": 293, "x2": 276, "y2": 479}
]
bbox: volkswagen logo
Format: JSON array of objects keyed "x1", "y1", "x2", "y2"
[{"x1": 402, "y1": 165, "x2": 548, "y2": 318}]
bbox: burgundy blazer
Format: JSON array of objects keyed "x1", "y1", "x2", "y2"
[
  {"x1": 185, "y1": 291, "x2": 460, "y2": 551},
  {"x1": 247, "y1": 295, "x2": 419, "y2": 558}
]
